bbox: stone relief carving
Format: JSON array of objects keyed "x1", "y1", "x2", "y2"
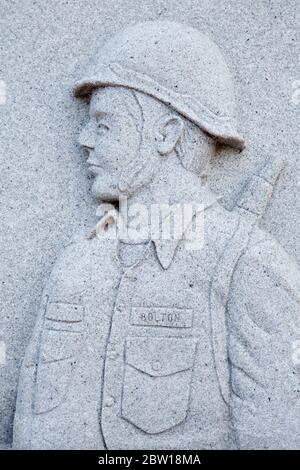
[{"x1": 13, "y1": 21, "x2": 300, "y2": 450}]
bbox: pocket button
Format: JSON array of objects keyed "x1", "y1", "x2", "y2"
[
  {"x1": 152, "y1": 361, "x2": 162, "y2": 372},
  {"x1": 108, "y1": 350, "x2": 118, "y2": 360},
  {"x1": 105, "y1": 396, "x2": 115, "y2": 407}
]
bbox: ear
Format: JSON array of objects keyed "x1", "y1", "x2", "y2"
[{"x1": 156, "y1": 115, "x2": 184, "y2": 156}]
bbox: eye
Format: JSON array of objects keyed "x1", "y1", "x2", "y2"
[{"x1": 97, "y1": 122, "x2": 110, "y2": 132}]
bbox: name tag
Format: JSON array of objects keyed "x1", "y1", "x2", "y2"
[{"x1": 131, "y1": 306, "x2": 193, "y2": 328}]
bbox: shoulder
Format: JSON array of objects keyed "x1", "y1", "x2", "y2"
[
  {"x1": 239, "y1": 227, "x2": 300, "y2": 294},
  {"x1": 229, "y1": 226, "x2": 300, "y2": 334},
  {"x1": 46, "y1": 228, "x2": 119, "y2": 303},
  {"x1": 58, "y1": 227, "x2": 118, "y2": 264}
]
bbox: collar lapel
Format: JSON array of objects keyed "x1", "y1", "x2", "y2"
[{"x1": 153, "y1": 188, "x2": 220, "y2": 269}]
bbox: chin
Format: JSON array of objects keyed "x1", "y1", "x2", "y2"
[{"x1": 91, "y1": 177, "x2": 120, "y2": 203}]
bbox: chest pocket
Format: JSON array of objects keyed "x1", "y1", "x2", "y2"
[
  {"x1": 34, "y1": 302, "x2": 84, "y2": 414},
  {"x1": 121, "y1": 336, "x2": 198, "y2": 434}
]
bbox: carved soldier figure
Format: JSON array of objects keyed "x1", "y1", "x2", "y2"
[{"x1": 14, "y1": 22, "x2": 300, "y2": 450}]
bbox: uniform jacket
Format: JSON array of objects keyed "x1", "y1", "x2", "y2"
[{"x1": 13, "y1": 199, "x2": 300, "y2": 450}]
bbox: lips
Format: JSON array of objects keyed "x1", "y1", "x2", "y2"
[
  {"x1": 88, "y1": 164, "x2": 102, "y2": 176},
  {"x1": 86, "y1": 155, "x2": 102, "y2": 175}
]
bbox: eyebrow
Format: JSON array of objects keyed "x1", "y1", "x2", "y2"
[{"x1": 89, "y1": 109, "x2": 111, "y2": 119}]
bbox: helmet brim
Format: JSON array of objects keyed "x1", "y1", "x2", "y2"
[{"x1": 74, "y1": 64, "x2": 245, "y2": 151}]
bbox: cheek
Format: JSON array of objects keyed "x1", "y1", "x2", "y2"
[
  {"x1": 94, "y1": 131, "x2": 123, "y2": 171},
  {"x1": 118, "y1": 124, "x2": 141, "y2": 166},
  {"x1": 98, "y1": 127, "x2": 141, "y2": 172}
]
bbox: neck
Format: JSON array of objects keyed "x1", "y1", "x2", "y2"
[
  {"x1": 116, "y1": 154, "x2": 220, "y2": 244},
  {"x1": 127, "y1": 154, "x2": 209, "y2": 209}
]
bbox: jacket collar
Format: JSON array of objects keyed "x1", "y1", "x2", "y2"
[
  {"x1": 93, "y1": 186, "x2": 221, "y2": 270},
  {"x1": 153, "y1": 187, "x2": 220, "y2": 269}
]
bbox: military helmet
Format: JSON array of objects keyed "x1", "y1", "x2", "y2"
[{"x1": 74, "y1": 21, "x2": 245, "y2": 150}]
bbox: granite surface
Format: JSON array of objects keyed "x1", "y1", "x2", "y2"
[{"x1": 0, "y1": 0, "x2": 299, "y2": 449}]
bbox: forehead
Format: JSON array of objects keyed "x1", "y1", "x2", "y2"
[{"x1": 89, "y1": 86, "x2": 136, "y2": 117}]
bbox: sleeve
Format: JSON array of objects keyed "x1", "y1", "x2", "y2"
[
  {"x1": 227, "y1": 235, "x2": 300, "y2": 449},
  {"x1": 13, "y1": 238, "x2": 86, "y2": 449},
  {"x1": 13, "y1": 283, "x2": 50, "y2": 449}
]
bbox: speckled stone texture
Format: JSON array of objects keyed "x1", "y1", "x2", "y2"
[{"x1": 0, "y1": 0, "x2": 299, "y2": 449}]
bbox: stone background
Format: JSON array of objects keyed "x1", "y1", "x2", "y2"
[{"x1": 0, "y1": 0, "x2": 299, "y2": 446}]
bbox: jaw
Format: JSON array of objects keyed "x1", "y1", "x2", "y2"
[
  {"x1": 91, "y1": 170, "x2": 141, "y2": 205},
  {"x1": 90, "y1": 149, "x2": 160, "y2": 205},
  {"x1": 91, "y1": 174, "x2": 120, "y2": 203}
]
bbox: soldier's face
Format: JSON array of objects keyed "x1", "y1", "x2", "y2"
[{"x1": 78, "y1": 87, "x2": 142, "y2": 202}]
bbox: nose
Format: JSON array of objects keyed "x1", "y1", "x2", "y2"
[{"x1": 78, "y1": 121, "x2": 95, "y2": 150}]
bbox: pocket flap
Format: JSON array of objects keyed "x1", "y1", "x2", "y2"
[
  {"x1": 125, "y1": 337, "x2": 197, "y2": 377},
  {"x1": 41, "y1": 329, "x2": 82, "y2": 363},
  {"x1": 46, "y1": 302, "x2": 84, "y2": 323}
]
